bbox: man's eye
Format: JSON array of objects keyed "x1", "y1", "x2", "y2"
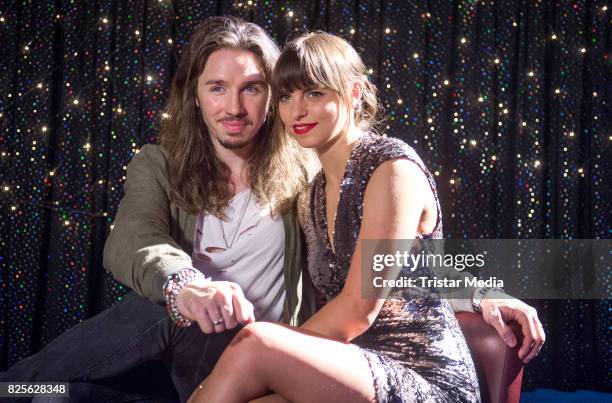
[
  {"x1": 210, "y1": 86, "x2": 224, "y2": 94},
  {"x1": 244, "y1": 86, "x2": 260, "y2": 94}
]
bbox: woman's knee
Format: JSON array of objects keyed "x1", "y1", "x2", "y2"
[
  {"x1": 220, "y1": 323, "x2": 269, "y2": 367},
  {"x1": 230, "y1": 322, "x2": 283, "y2": 349},
  {"x1": 220, "y1": 322, "x2": 286, "y2": 371}
]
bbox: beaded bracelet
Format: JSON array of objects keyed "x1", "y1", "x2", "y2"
[{"x1": 163, "y1": 268, "x2": 207, "y2": 327}]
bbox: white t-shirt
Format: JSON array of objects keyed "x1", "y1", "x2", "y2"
[{"x1": 191, "y1": 189, "x2": 286, "y2": 321}]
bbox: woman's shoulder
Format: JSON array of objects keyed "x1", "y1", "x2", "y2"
[{"x1": 356, "y1": 133, "x2": 424, "y2": 169}]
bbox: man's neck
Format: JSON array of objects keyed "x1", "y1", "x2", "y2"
[{"x1": 214, "y1": 143, "x2": 254, "y2": 195}]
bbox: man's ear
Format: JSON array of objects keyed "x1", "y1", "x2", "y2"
[{"x1": 351, "y1": 81, "x2": 363, "y2": 109}]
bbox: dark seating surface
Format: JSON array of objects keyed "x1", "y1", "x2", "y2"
[{"x1": 456, "y1": 312, "x2": 525, "y2": 403}]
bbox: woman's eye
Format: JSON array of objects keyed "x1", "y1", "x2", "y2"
[
  {"x1": 307, "y1": 90, "x2": 324, "y2": 98},
  {"x1": 278, "y1": 94, "x2": 290, "y2": 102},
  {"x1": 210, "y1": 86, "x2": 224, "y2": 94}
]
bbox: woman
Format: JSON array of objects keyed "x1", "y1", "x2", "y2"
[{"x1": 188, "y1": 32, "x2": 480, "y2": 403}]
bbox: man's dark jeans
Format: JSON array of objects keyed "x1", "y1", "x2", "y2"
[{"x1": 0, "y1": 292, "x2": 237, "y2": 402}]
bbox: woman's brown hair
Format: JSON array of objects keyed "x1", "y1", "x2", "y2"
[{"x1": 272, "y1": 31, "x2": 381, "y2": 134}]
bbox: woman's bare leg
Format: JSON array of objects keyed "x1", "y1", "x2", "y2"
[
  {"x1": 248, "y1": 393, "x2": 291, "y2": 403},
  {"x1": 187, "y1": 322, "x2": 375, "y2": 403}
]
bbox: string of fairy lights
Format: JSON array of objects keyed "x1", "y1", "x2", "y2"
[{"x1": 0, "y1": 1, "x2": 609, "y2": 229}]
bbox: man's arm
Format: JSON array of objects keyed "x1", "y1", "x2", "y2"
[
  {"x1": 449, "y1": 283, "x2": 545, "y2": 364},
  {"x1": 476, "y1": 290, "x2": 545, "y2": 363},
  {"x1": 422, "y1": 235, "x2": 545, "y2": 363},
  {"x1": 103, "y1": 144, "x2": 254, "y2": 333},
  {"x1": 103, "y1": 144, "x2": 192, "y2": 303}
]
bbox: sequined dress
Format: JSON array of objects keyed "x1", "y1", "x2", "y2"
[{"x1": 297, "y1": 133, "x2": 481, "y2": 402}]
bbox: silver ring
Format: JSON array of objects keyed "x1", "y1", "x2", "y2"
[{"x1": 213, "y1": 318, "x2": 224, "y2": 326}]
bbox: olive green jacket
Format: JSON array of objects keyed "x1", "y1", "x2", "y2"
[{"x1": 103, "y1": 144, "x2": 317, "y2": 326}]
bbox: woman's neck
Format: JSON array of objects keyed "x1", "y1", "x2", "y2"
[{"x1": 316, "y1": 128, "x2": 363, "y2": 185}]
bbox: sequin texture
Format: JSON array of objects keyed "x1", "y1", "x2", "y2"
[{"x1": 298, "y1": 133, "x2": 480, "y2": 402}]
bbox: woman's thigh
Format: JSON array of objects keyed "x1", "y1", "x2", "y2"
[{"x1": 212, "y1": 322, "x2": 376, "y2": 403}]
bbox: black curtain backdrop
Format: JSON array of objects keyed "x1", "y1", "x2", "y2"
[{"x1": 0, "y1": 0, "x2": 610, "y2": 393}]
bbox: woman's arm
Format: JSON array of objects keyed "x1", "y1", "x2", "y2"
[{"x1": 300, "y1": 159, "x2": 430, "y2": 342}]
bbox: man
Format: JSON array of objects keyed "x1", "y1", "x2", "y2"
[
  {"x1": 2, "y1": 16, "x2": 313, "y2": 403},
  {"x1": 1, "y1": 16, "x2": 544, "y2": 403}
]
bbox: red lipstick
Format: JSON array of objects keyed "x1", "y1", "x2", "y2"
[{"x1": 292, "y1": 123, "x2": 317, "y2": 135}]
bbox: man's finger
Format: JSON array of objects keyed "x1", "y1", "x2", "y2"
[
  {"x1": 207, "y1": 307, "x2": 226, "y2": 333},
  {"x1": 245, "y1": 303, "x2": 255, "y2": 323},
  {"x1": 523, "y1": 315, "x2": 546, "y2": 362},
  {"x1": 233, "y1": 294, "x2": 255, "y2": 324},
  {"x1": 195, "y1": 309, "x2": 214, "y2": 334},
  {"x1": 215, "y1": 290, "x2": 237, "y2": 329},
  {"x1": 221, "y1": 302, "x2": 237, "y2": 329},
  {"x1": 229, "y1": 282, "x2": 247, "y2": 301},
  {"x1": 509, "y1": 308, "x2": 538, "y2": 361},
  {"x1": 486, "y1": 307, "x2": 517, "y2": 348},
  {"x1": 536, "y1": 313, "x2": 546, "y2": 348}
]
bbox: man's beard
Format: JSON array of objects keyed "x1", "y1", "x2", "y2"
[{"x1": 215, "y1": 135, "x2": 253, "y2": 150}]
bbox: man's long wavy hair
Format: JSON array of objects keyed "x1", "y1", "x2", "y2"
[{"x1": 159, "y1": 16, "x2": 307, "y2": 217}]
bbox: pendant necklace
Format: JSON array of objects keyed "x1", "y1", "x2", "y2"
[{"x1": 219, "y1": 190, "x2": 252, "y2": 249}]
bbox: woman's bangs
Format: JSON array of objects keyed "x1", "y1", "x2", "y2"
[{"x1": 272, "y1": 46, "x2": 323, "y2": 99}]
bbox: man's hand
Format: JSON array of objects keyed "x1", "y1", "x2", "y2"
[
  {"x1": 176, "y1": 278, "x2": 255, "y2": 334},
  {"x1": 479, "y1": 293, "x2": 545, "y2": 364}
]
